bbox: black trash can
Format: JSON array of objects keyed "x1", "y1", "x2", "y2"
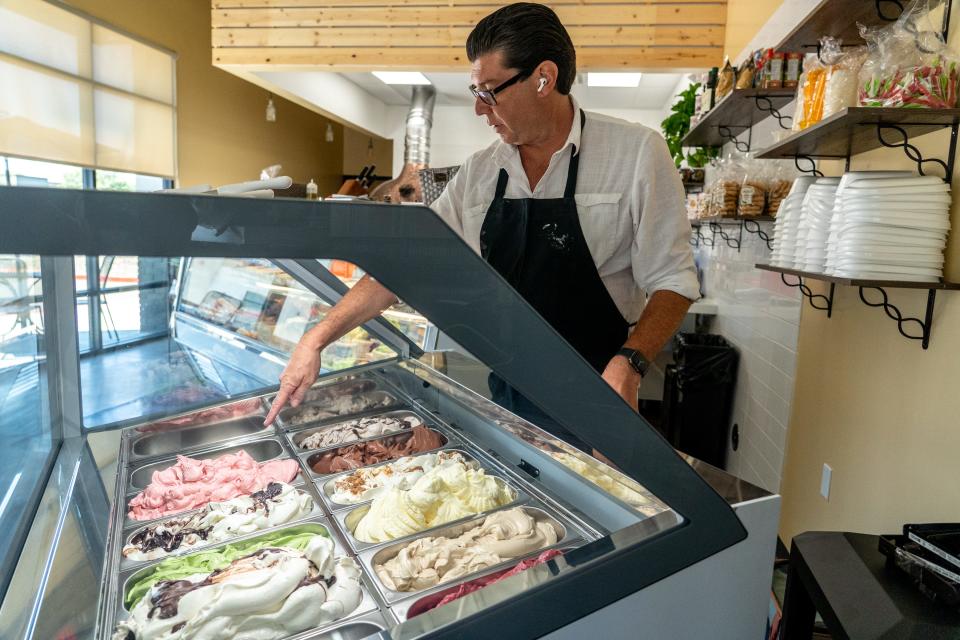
[{"x1": 661, "y1": 333, "x2": 739, "y2": 468}]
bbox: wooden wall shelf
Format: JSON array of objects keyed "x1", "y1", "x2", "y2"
[
  {"x1": 755, "y1": 264, "x2": 960, "y2": 349},
  {"x1": 684, "y1": 88, "x2": 797, "y2": 149},
  {"x1": 756, "y1": 108, "x2": 960, "y2": 163}
]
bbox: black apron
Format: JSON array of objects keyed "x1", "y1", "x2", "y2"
[{"x1": 480, "y1": 110, "x2": 629, "y2": 451}]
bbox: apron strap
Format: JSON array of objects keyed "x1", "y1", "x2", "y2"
[
  {"x1": 563, "y1": 109, "x2": 586, "y2": 199},
  {"x1": 494, "y1": 168, "x2": 509, "y2": 200}
]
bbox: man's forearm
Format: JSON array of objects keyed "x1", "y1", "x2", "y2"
[
  {"x1": 301, "y1": 274, "x2": 398, "y2": 351},
  {"x1": 624, "y1": 290, "x2": 692, "y2": 360}
]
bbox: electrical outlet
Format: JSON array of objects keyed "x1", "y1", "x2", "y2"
[{"x1": 820, "y1": 464, "x2": 832, "y2": 500}]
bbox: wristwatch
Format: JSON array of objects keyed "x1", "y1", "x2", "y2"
[{"x1": 616, "y1": 348, "x2": 651, "y2": 377}]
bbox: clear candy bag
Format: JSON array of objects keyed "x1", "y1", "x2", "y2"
[{"x1": 858, "y1": 0, "x2": 960, "y2": 108}]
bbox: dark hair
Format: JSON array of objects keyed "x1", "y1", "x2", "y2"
[{"x1": 466, "y1": 3, "x2": 576, "y2": 95}]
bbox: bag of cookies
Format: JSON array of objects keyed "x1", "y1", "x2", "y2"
[
  {"x1": 712, "y1": 157, "x2": 742, "y2": 217},
  {"x1": 737, "y1": 159, "x2": 767, "y2": 217},
  {"x1": 765, "y1": 161, "x2": 795, "y2": 216}
]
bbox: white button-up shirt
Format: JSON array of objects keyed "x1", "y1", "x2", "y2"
[{"x1": 430, "y1": 96, "x2": 700, "y2": 323}]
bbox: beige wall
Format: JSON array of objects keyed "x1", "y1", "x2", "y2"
[
  {"x1": 342, "y1": 126, "x2": 393, "y2": 183},
  {"x1": 778, "y1": 12, "x2": 960, "y2": 540},
  {"x1": 66, "y1": 0, "x2": 345, "y2": 195},
  {"x1": 723, "y1": 0, "x2": 785, "y2": 59}
]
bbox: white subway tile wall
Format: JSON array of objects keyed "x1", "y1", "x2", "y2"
[{"x1": 693, "y1": 224, "x2": 801, "y2": 493}]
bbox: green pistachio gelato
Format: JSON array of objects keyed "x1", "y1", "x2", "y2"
[{"x1": 124, "y1": 528, "x2": 327, "y2": 609}]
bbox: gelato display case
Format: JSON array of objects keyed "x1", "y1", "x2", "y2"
[
  {"x1": 171, "y1": 257, "x2": 433, "y2": 388},
  {"x1": 0, "y1": 186, "x2": 780, "y2": 640}
]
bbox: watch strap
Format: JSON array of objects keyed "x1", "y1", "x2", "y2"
[{"x1": 616, "y1": 347, "x2": 650, "y2": 377}]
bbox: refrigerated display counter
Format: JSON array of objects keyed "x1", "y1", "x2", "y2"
[
  {"x1": 0, "y1": 186, "x2": 779, "y2": 640},
  {"x1": 171, "y1": 257, "x2": 433, "y2": 388}
]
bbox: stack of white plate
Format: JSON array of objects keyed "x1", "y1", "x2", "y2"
[
  {"x1": 824, "y1": 174, "x2": 950, "y2": 282},
  {"x1": 823, "y1": 171, "x2": 912, "y2": 272},
  {"x1": 770, "y1": 176, "x2": 817, "y2": 268},
  {"x1": 792, "y1": 178, "x2": 841, "y2": 270}
]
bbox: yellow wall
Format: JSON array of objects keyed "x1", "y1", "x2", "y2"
[
  {"x1": 723, "y1": 0, "x2": 785, "y2": 60},
  {"x1": 65, "y1": 0, "x2": 345, "y2": 195},
  {"x1": 342, "y1": 127, "x2": 393, "y2": 182},
  {"x1": 778, "y1": 12, "x2": 960, "y2": 541}
]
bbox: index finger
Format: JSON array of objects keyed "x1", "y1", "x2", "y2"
[{"x1": 264, "y1": 385, "x2": 293, "y2": 426}]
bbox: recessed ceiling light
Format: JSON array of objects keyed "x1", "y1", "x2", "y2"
[
  {"x1": 372, "y1": 71, "x2": 431, "y2": 85},
  {"x1": 587, "y1": 72, "x2": 643, "y2": 88}
]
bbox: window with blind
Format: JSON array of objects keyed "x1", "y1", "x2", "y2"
[{"x1": 0, "y1": 0, "x2": 176, "y2": 178}]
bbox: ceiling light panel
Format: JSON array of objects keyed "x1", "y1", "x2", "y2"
[
  {"x1": 587, "y1": 72, "x2": 643, "y2": 87},
  {"x1": 372, "y1": 71, "x2": 431, "y2": 85}
]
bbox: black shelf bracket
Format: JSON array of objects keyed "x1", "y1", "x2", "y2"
[
  {"x1": 794, "y1": 154, "x2": 824, "y2": 177},
  {"x1": 875, "y1": 123, "x2": 951, "y2": 179},
  {"x1": 754, "y1": 96, "x2": 793, "y2": 130},
  {"x1": 708, "y1": 221, "x2": 742, "y2": 250},
  {"x1": 742, "y1": 218, "x2": 774, "y2": 250},
  {"x1": 781, "y1": 273, "x2": 835, "y2": 316},
  {"x1": 690, "y1": 225, "x2": 713, "y2": 248},
  {"x1": 697, "y1": 225, "x2": 714, "y2": 247},
  {"x1": 718, "y1": 125, "x2": 751, "y2": 153},
  {"x1": 858, "y1": 287, "x2": 937, "y2": 349}
]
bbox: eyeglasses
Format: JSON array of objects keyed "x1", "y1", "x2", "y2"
[{"x1": 470, "y1": 70, "x2": 529, "y2": 106}]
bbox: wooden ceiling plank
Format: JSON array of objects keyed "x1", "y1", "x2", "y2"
[
  {"x1": 213, "y1": 0, "x2": 721, "y2": 7},
  {"x1": 213, "y1": 44, "x2": 723, "y2": 70},
  {"x1": 212, "y1": 24, "x2": 724, "y2": 48},
  {"x1": 212, "y1": 4, "x2": 726, "y2": 28}
]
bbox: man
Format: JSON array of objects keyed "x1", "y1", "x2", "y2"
[{"x1": 264, "y1": 3, "x2": 698, "y2": 456}]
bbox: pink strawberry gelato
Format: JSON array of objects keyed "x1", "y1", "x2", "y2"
[{"x1": 127, "y1": 450, "x2": 299, "y2": 521}]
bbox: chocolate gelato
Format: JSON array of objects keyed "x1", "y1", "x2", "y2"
[{"x1": 310, "y1": 425, "x2": 446, "y2": 474}]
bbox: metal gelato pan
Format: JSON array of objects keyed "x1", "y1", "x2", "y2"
[
  {"x1": 333, "y1": 475, "x2": 526, "y2": 553},
  {"x1": 318, "y1": 448, "x2": 481, "y2": 512},
  {"x1": 119, "y1": 483, "x2": 326, "y2": 572},
  {"x1": 360, "y1": 504, "x2": 578, "y2": 605},
  {"x1": 130, "y1": 396, "x2": 266, "y2": 435},
  {"x1": 301, "y1": 427, "x2": 452, "y2": 481},
  {"x1": 121, "y1": 475, "x2": 310, "y2": 533},
  {"x1": 114, "y1": 519, "x2": 378, "y2": 637},
  {"x1": 128, "y1": 415, "x2": 274, "y2": 462},
  {"x1": 126, "y1": 436, "x2": 291, "y2": 492},
  {"x1": 390, "y1": 546, "x2": 576, "y2": 622},
  {"x1": 266, "y1": 375, "x2": 378, "y2": 411},
  {"x1": 289, "y1": 410, "x2": 426, "y2": 453},
  {"x1": 294, "y1": 610, "x2": 392, "y2": 640},
  {"x1": 277, "y1": 389, "x2": 403, "y2": 430}
]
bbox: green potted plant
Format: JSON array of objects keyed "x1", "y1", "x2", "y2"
[{"x1": 661, "y1": 82, "x2": 717, "y2": 169}]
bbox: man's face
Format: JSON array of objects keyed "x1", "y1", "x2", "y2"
[{"x1": 470, "y1": 51, "x2": 540, "y2": 145}]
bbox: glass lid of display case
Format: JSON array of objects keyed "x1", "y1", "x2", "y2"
[{"x1": 0, "y1": 185, "x2": 747, "y2": 639}]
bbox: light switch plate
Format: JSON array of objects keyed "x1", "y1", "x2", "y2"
[{"x1": 820, "y1": 463, "x2": 832, "y2": 500}]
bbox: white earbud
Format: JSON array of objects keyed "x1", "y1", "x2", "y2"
[{"x1": 538, "y1": 78, "x2": 547, "y2": 92}]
